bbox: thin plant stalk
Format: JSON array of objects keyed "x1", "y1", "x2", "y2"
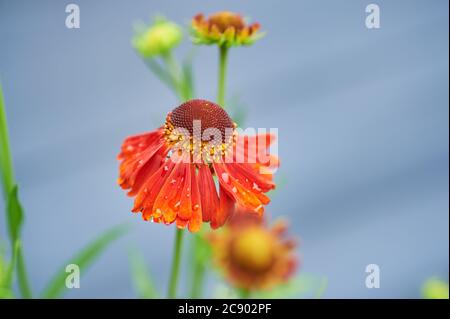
[
  {"x1": 217, "y1": 45, "x2": 229, "y2": 107},
  {"x1": 168, "y1": 228, "x2": 184, "y2": 298},
  {"x1": 239, "y1": 288, "x2": 250, "y2": 299},
  {"x1": 162, "y1": 52, "x2": 184, "y2": 101}
]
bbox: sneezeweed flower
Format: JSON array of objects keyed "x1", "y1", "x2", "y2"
[
  {"x1": 118, "y1": 99, "x2": 278, "y2": 232},
  {"x1": 191, "y1": 11, "x2": 264, "y2": 47},
  {"x1": 133, "y1": 17, "x2": 183, "y2": 58},
  {"x1": 209, "y1": 213, "x2": 297, "y2": 291}
]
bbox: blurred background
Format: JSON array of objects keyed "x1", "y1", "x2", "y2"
[{"x1": 0, "y1": 0, "x2": 448, "y2": 298}]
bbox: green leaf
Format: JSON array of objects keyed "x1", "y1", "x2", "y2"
[
  {"x1": 40, "y1": 223, "x2": 129, "y2": 299},
  {"x1": 181, "y1": 50, "x2": 196, "y2": 100},
  {"x1": 6, "y1": 185, "x2": 23, "y2": 243},
  {"x1": 128, "y1": 249, "x2": 158, "y2": 298},
  {"x1": 0, "y1": 241, "x2": 18, "y2": 298},
  {"x1": 16, "y1": 242, "x2": 32, "y2": 298},
  {"x1": 0, "y1": 84, "x2": 15, "y2": 197},
  {"x1": 254, "y1": 274, "x2": 328, "y2": 299},
  {"x1": 144, "y1": 58, "x2": 174, "y2": 90}
]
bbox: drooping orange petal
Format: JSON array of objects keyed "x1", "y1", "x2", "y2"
[
  {"x1": 152, "y1": 157, "x2": 186, "y2": 224},
  {"x1": 197, "y1": 164, "x2": 219, "y2": 222},
  {"x1": 133, "y1": 159, "x2": 176, "y2": 220},
  {"x1": 211, "y1": 185, "x2": 235, "y2": 229},
  {"x1": 127, "y1": 150, "x2": 167, "y2": 196},
  {"x1": 213, "y1": 162, "x2": 265, "y2": 215},
  {"x1": 188, "y1": 165, "x2": 202, "y2": 232},
  {"x1": 118, "y1": 129, "x2": 166, "y2": 191},
  {"x1": 231, "y1": 162, "x2": 275, "y2": 193},
  {"x1": 223, "y1": 163, "x2": 272, "y2": 205},
  {"x1": 177, "y1": 163, "x2": 192, "y2": 221},
  {"x1": 234, "y1": 133, "x2": 276, "y2": 166}
]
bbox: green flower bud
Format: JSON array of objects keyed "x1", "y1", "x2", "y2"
[{"x1": 133, "y1": 17, "x2": 183, "y2": 58}]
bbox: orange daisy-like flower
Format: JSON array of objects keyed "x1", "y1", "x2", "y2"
[
  {"x1": 191, "y1": 11, "x2": 264, "y2": 47},
  {"x1": 117, "y1": 99, "x2": 278, "y2": 232},
  {"x1": 209, "y1": 213, "x2": 297, "y2": 290}
]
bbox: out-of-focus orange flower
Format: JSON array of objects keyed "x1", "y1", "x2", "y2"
[
  {"x1": 117, "y1": 99, "x2": 278, "y2": 232},
  {"x1": 209, "y1": 213, "x2": 298, "y2": 290},
  {"x1": 191, "y1": 11, "x2": 264, "y2": 47}
]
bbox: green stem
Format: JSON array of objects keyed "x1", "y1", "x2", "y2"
[
  {"x1": 16, "y1": 242, "x2": 32, "y2": 298},
  {"x1": 190, "y1": 234, "x2": 206, "y2": 299},
  {"x1": 0, "y1": 85, "x2": 14, "y2": 198},
  {"x1": 168, "y1": 228, "x2": 184, "y2": 298},
  {"x1": 239, "y1": 288, "x2": 251, "y2": 299},
  {"x1": 163, "y1": 52, "x2": 184, "y2": 100},
  {"x1": 217, "y1": 45, "x2": 229, "y2": 107},
  {"x1": 0, "y1": 85, "x2": 32, "y2": 298}
]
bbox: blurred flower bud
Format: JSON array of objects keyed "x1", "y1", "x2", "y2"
[{"x1": 133, "y1": 17, "x2": 183, "y2": 58}]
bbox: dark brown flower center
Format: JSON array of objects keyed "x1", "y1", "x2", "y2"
[{"x1": 168, "y1": 99, "x2": 234, "y2": 142}]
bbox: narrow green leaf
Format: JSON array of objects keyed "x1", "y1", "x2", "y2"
[
  {"x1": 16, "y1": 242, "x2": 32, "y2": 298},
  {"x1": 144, "y1": 58, "x2": 174, "y2": 90},
  {"x1": 181, "y1": 50, "x2": 196, "y2": 100},
  {"x1": 0, "y1": 241, "x2": 18, "y2": 299},
  {"x1": 6, "y1": 185, "x2": 23, "y2": 243},
  {"x1": 0, "y1": 84, "x2": 16, "y2": 196},
  {"x1": 40, "y1": 224, "x2": 129, "y2": 299},
  {"x1": 128, "y1": 249, "x2": 158, "y2": 299}
]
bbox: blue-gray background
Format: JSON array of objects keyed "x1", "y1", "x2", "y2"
[{"x1": 0, "y1": 0, "x2": 448, "y2": 298}]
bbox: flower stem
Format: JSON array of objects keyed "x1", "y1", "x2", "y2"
[
  {"x1": 162, "y1": 52, "x2": 184, "y2": 101},
  {"x1": 168, "y1": 228, "x2": 184, "y2": 298},
  {"x1": 189, "y1": 233, "x2": 207, "y2": 298},
  {"x1": 17, "y1": 242, "x2": 32, "y2": 298},
  {"x1": 239, "y1": 288, "x2": 251, "y2": 299},
  {"x1": 217, "y1": 45, "x2": 229, "y2": 107}
]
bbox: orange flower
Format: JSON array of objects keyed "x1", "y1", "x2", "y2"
[
  {"x1": 209, "y1": 213, "x2": 297, "y2": 290},
  {"x1": 191, "y1": 11, "x2": 264, "y2": 47},
  {"x1": 117, "y1": 99, "x2": 278, "y2": 232}
]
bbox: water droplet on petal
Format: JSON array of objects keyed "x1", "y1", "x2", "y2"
[
  {"x1": 221, "y1": 173, "x2": 229, "y2": 183},
  {"x1": 254, "y1": 205, "x2": 263, "y2": 214},
  {"x1": 252, "y1": 182, "x2": 261, "y2": 191}
]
